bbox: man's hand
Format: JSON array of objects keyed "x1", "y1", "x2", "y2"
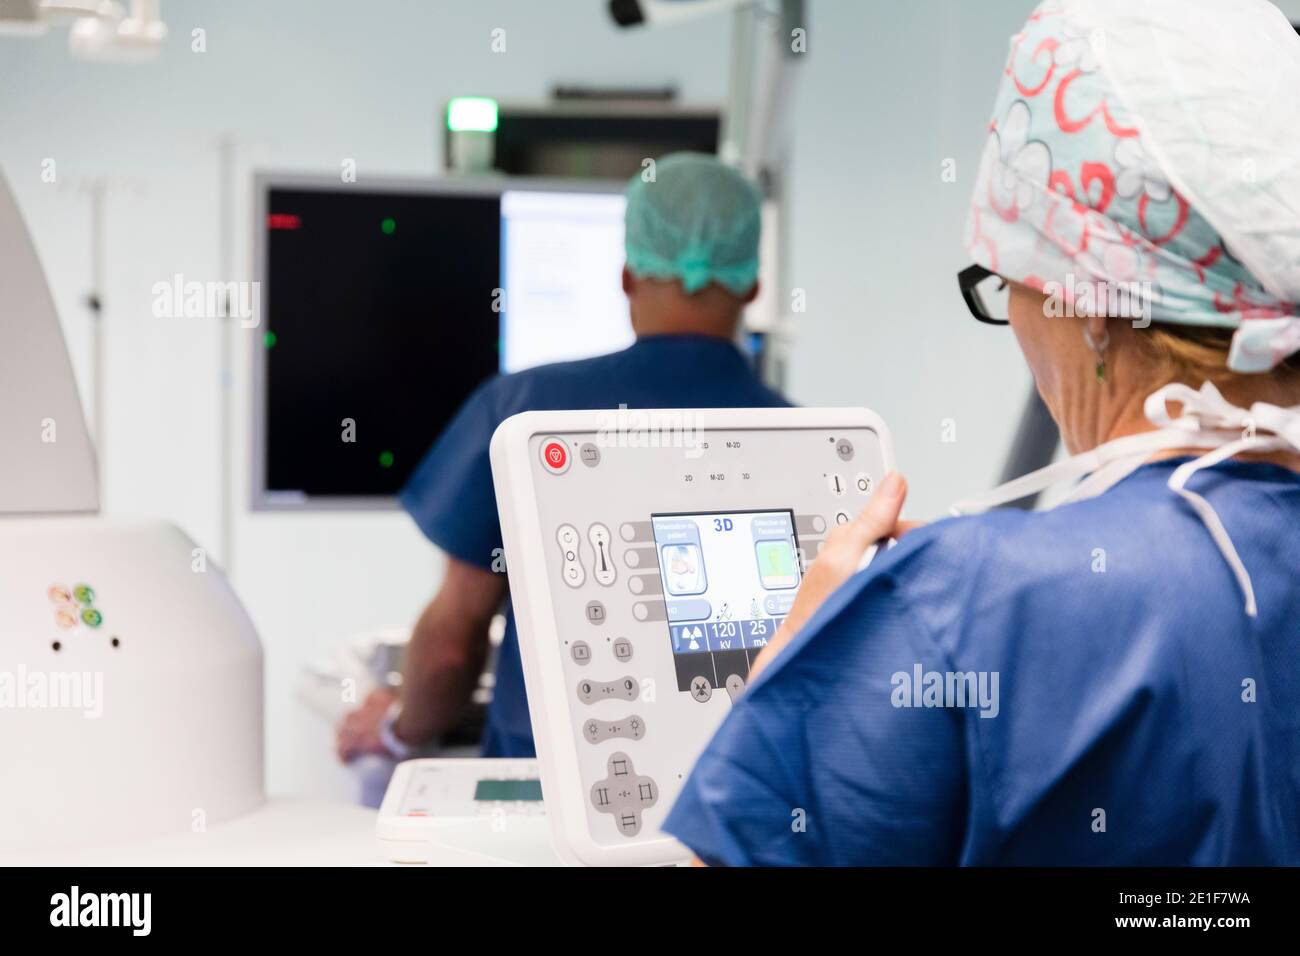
[
  {"x1": 750, "y1": 472, "x2": 917, "y2": 679},
  {"x1": 335, "y1": 687, "x2": 397, "y2": 763}
]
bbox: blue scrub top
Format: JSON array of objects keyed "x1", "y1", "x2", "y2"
[
  {"x1": 399, "y1": 334, "x2": 790, "y2": 758},
  {"x1": 665, "y1": 458, "x2": 1300, "y2": 865}
]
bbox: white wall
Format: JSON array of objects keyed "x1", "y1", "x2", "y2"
[
  {"x1": 784, "y1": 1, "x2": 1036, "y2": 517},
  {"x1": 6, "y1": 0, "x2": 1293, "y2": 799}
]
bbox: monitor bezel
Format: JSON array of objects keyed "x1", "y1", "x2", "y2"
[{"x1": 249, "y1": 171, "x2": 627, "y2": 512}]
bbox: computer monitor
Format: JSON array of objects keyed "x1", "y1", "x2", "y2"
[
  {"x1": 499, "y1": 188, "x2": 633, "y2": 372},
  {"x1": 250, "y1": 174, "x2": 633, "y2": 510}
]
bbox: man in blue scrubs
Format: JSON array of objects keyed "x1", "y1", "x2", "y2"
[{"x1": 337, "y1": 154, "x2": 789, "y2": 761}]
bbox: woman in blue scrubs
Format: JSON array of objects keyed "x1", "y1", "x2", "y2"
[{"x1": 665, "y1": 0, "x2": 1300, "y2": 865}]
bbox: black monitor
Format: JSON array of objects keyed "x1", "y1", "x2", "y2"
[{"x1": 251, "y1": 174, "x2": 632, "y2": 509}]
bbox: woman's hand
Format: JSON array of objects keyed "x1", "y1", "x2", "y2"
[{"x1": 749, "y1": 472, "x2": 918, "y2": 679}]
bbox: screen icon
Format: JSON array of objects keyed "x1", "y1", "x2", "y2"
[
  {"x1": 755, "y1": 539, "x2": 799, "y2": 589},
  {"x1": 661, "y1": 543, "x2": 706, "y2": 595}
]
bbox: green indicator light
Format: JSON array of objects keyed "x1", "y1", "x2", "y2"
[
  {"x1": 379, "y1": 450, "x2": 394, "y2": 469},
  {"x1": 264, "y1": 331, "x2": 277, "y2": 349},
  {"x1": 381, "y1": 217, "x2": 396, "y2": 235},
  {"x1": 447, "y1": 96, "x2": 499, "y2": 133}
]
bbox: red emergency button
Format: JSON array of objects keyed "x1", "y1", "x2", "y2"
[{"x1": 540, "y1": 437, "x2": 570, "y2": 474}]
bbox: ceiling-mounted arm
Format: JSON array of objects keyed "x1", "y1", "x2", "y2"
[
  {"x1": 719, "y1": 0, "x2": 803, "y2": 181},
  {"x1": 607, "y1": 0, "x2": 805, "y2": 181}
]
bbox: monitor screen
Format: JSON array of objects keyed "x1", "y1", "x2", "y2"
[
  {"x1": 253, "y1": 177, "x2": 631, "y2": 507},
  {"x1": 259, "y1": 184, "x2": 500, "y2": 502},
  {"x1": 500, "y1": 189, "x2": 633, "y2": 372},
  {"x1": 650, "y1": 509, "x2": 801, "y2": 693}
]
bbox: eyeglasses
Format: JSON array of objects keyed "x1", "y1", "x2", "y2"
[{"x1": 958, "y1": 264, "x2": 1010, "y2": 326}]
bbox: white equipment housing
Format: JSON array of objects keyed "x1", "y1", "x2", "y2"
[
  {"x1": 377, "y1": 758, "x2": 560, "y2": 866},
  {"x1": 0, "y1": 518, "x2": 263, "y2": 849},
  {"x1": 0, "y1": 167, "x2": 264, "y2": 853},
  {"x1": 491, "y1": 407, "x2": 893, "y2": 865}
]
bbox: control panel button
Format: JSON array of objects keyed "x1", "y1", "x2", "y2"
[
  {"x1": 827, "y1": 473, "x2": 846, "y2": 497},
  {"x1": 590, "y1": 751, "x2": 658, "y2": 838},
  {"x1": 689, "y1": 676, "x2": 713, "y2": 703},
  {"x1": 585, "y1": 600, "x2": 606, "y2": 624},
  {"x1": 582, "y1": 714, "x2": 646, "y2": 744},
  {"x1": 724, "y1": 673, "x2": 746, "y2": 701},
  {"x1": 619, "y1": 522, "x2": 653, "y2": 543},
  {"x1": 836, "y1": 438, "x2": 855, "y2": 461},
  {"x1": 835, "y1": 511, "x2": 851, "y2": 526},
  {"x1": 571, "y1": 641, "x2": 591, "y2": 665},
  {"x1": 588, "y1": 524, "x2": 616, "y2": 586},
  {"x1": 576, "y1": 676, "x2": 639, "y2": 705},
  {"x1": 612, "y1": 638, "x2": 633, "y2": 662},
  {"x1": 556, "y1": 524, "x2": 585, "y2": 588},
  {"x1": 579, "y1": 442, "x2": 601, "y2": 467},
  {"x1": 540, "y1": 437, "x2": 570, "y2": 474},
  {"x1": 855, "y1": 473, "x2": 873, "y2": 495}
]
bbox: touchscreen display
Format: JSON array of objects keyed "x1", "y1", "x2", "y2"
[{"x1": 651, "y1": 510, "x2": 802, "y2": 693}]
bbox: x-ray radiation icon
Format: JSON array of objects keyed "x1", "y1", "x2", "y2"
[{"x1": 673, "y1": 624, "x2": 704, "y2": 652}]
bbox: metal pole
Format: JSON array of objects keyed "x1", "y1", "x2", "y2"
[
  {"x1": 218, "y1": 132, "x2": 237, "y2": 572},
  {"x1": 88, "y1": 178, "x2": 106, "y2": 481}
]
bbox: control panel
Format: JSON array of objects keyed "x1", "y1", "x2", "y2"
[
  {"x1": 376, "y1": 757, "x2": 553, "y2": 864},
  {"x1": 491, "y1": 408, "x2": 893, "y2": 866}
]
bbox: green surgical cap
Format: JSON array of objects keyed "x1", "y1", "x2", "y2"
[{"x1": 624, "y1": 152, "x2": 762, "y2": 296}]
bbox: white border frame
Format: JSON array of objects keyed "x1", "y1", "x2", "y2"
[{"x1": 491, "y1": 407, "x2": 895, "y2": 866}]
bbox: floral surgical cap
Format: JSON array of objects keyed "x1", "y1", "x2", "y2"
[{"x1": 965, "y1": 0, "x2": 1300, "y2": 373}]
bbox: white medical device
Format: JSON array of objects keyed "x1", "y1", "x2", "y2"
[
  {"x1": 0, "y1": 167, "x2": 264, "y2": 852},
  {"x1": 491, "y1": 407, "x2": 894, "y2": 865},
  {"x1": 377, "y1": 758, "x2": 559, "y2": 865}
]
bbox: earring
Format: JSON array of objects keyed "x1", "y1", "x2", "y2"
[{"x1": 1084, "y1": 326, "x2": 1110, "y2": 383}]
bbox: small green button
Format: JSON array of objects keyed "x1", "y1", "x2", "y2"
[
  {"x1": 74, "y1": 584, "x2": 94, "y2": 604},
  {"x1": 81, "y1": 608, "x2": 103, "y2": 628}
]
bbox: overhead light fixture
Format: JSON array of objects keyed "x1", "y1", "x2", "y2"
[
  {"x1": 68, "y1": 0, "x2": 167, "y2": 61},
  {"x1": 0, "y1": 0, "x2": 167, "y2": 60},
  {"x1": 0, "y1": 0, "x2": 46, "y2": 36}
]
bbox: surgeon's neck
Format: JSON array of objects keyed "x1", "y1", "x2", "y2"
[
  {"x1": 1060, "y1": 334, "x2": 1300, "y2": 473},
  {"x1": 625, "y1": 274, "x2": 748, "y2": 341}
]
